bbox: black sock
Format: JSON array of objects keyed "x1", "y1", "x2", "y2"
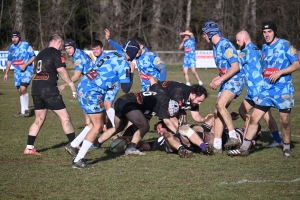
[
  {"x1": 66, "y1": 132, "x2": 76, "y2": 142},
  {"x1": 96, "y1": 141, "x2": 102, "y2": 148},
  {"x1": 27, "y1": 135, "x2": 36, "y2": 146}
]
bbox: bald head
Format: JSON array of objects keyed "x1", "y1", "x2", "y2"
[{"x1": 236, "y1": 30, "x2": 251, "y2": 49}]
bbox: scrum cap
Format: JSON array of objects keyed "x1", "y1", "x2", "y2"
[
  {"x1": 122, "y1": 39, "x2": 140, "y2": 61},
  {"x1": 262, "y1": 21, "x2": 277, "y2": 33},
  {"x1": 64, "y1": 39, "x2": 77, "y2": 50},
  {"x1": 12, "y1": 31, "x2": 21, "y2": 39},
  {"x1": 202, "y1": 21, "x2": 221, "y2": 40}
]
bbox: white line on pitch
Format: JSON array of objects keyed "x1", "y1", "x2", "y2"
[{"x1": 220, "y1": 177, "x2": 300, "y2": 185}]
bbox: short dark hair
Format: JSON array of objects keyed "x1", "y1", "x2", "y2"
[
  {"x1": 131, "y1": 36, "x2": 145, "y2": 46},
  {"x1": 92, "y1": 40, "x2": 103, "y2": 48},
  {"x1": 191, "y1": 85, "x2": 208, "y2": 98}
]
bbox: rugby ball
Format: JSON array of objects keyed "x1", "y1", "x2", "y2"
[{"x1": 110, "y1": 138, "x2": 128, "y2": 153}]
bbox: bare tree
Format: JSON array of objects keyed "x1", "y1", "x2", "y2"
[
  {"x1": 37, "y1": 0, "x2": 44, "y2": 49},
  {"x1": 150, "y1": 0, "x2": 161, "y2": 50},
  {"x1": 186, "y1": 0, "x2": 192, "y2": 30},
  {"x1": 14, "y1": 0, "x2": 24, "y2": 39},
  {"x1": 251, "y1": 0, "x2": 257, "y2": 42}
]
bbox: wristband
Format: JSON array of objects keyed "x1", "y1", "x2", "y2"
[
  {"x1": 72, "y1": 92, "x2": 77, "y2": 98},
  {"x1": 68, "y1": 82, "x2": 75, "y2": 87}
]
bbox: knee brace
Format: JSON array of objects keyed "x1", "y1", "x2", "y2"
[{"x1": 178, "y1": 125, "x2": 195, "y2": 138}]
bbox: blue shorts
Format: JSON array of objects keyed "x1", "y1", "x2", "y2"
[
  {"x1": 255, "y1": 83, "x2": 294, "y2": 110},
  {"x1": 183, "y1": 57, "x2": 196, "y2": 68},
  {"x1": 104, "y1": 82, "x2": 120, "y2": 103},
  {"x1": 14, "y1": 68, "x2": 33, "y2": 87},
  {"x1": 77, "y1": 86, "x2": 106, "y2": 114},
  {"x1": 218, "y1": 77, "x2": 244, "y2": 98}
]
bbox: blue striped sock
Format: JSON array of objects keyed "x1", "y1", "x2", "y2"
[{"x1": 271, "y1": 131, "x2": 282, "y2": 143}]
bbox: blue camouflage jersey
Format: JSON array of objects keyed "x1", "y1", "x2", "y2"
[
  {"x1": 109, "y1": 39, "x2": 167, "y2": 92},
  {"x1": 136, "y1": 47, "x2": 167, "y2": 91},
  {"x1": 95, "y1": 51, "x2": 121, "y2": 103},
  {"x1": 238, "y1": 42, "x2": 263, "y2": 100},
  {"x1": 261, "y1": 38, "x2": 298, "y2": 90},
  {"x1": 213, "y1": 37, "x2": 244, "y2": 96},
  {"x1": 72, "y1": 48, "x2": 94, "y2": 74},
  {"x1": 7, "y1": 41, "x2": 35, "y2": 86},
  {"x1": 255, "y1": 38, "x2": 299, "y2": 109},
  {"x1": 77, "y1": 51, "x2": 131, "y2": 113}
]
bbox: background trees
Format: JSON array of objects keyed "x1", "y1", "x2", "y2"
[{"x1": 0, "y1": 0, "x2": 299, "y2": 53}]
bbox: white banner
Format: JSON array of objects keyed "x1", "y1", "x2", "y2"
[{"x1": 196, "y1": 50, "x2": 216, "y2": 68}]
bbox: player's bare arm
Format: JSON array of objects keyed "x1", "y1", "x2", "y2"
[{"x1": 269, "y1": 60, "x2": 300, "y2": 83}]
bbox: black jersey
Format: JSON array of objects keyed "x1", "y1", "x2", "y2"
[
  {"x1": 153, "y1": 81, "x2": 199, "y2": 111},
  {"x1": 115, "y1": 90, "x2": 171, "y2": 120},
  {"x1": 32, "y1": 47, "x2": 66, "y2": 96}
]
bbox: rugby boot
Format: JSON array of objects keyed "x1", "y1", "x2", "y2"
[
  {"x1": 72, "y1": 159, "x2": 93, "y2": 169},
  {"x1": 178, "y1": 146, "x2": 194, "y2": 158},
  {"x1": 65, "y1": 143, "x2": 78, "y2": 158},
  {"x1": 227, "y1": 148, "x2": 249, "y2": 157},
  {"x1": 24, "y1": 148, "x2": 41, "y2": 156},
  {"x1": 283, "y1": 149, "x2": 293, "y2": 157},
  {"x1": 224, "y1": 137, "x2": 241, "y2": 149}
]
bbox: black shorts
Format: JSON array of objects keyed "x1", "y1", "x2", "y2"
[
  {"x1": 32, "y1": 95, "x2": 66, "y2": 110},
  {"x1": 245, "y1": 98, "x2": 255, "y2": 107},
  {"x1": 114, "y1": 99, "x2": 141, "y2": 118}
]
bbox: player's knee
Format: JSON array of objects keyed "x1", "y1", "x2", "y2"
[
  {"x1": 280, "y1": 119, "x2": 289, "y2": 129},
  {"x1": 179, "y1": 125, "x2": 194, "y2": 138}
]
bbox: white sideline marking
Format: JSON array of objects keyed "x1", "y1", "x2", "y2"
[{"x1": 220, "y1": 178, "x2": 300, "y2": 185}]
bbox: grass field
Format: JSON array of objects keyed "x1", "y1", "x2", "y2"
[{"x1": 0, "y1": 66, "x2": 300, "y2": 200}]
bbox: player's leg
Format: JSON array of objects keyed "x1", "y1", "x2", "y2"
[
  {"x1": 104, "y1": 83, "x2": 120, "y2": 128},
  {"x1": 190, "y1": 67, "x2": 203, "y2": 85},
  {"x1": 238, "y1": 99, "x2": 253, "y2": 121},
  {"x1": 279, "y1": 110, "x2": 292, "y2": 157},
  {"x1": 24, "y1": 96, "x2": 47, "y2": 155},
  {"x1": 179, "y1": 125, "x2": 213, "y2": 154},
  {"x1": 263, "y1": 110, "x2": 282, "y2": 147},
  {"x1": 183, "y1": 67, "x2": 190, "y2": 85},
  {"x1": 227, "y1": 107, "x2": 267, "y2": 156},
  {"x1": 125, "y1": 110, "x2": 150, "y2": 155},
  {"x1": 72, "y1": 112, "x2": 105, "y2": 168},
  {"x1": 213, "y1": 107, "x2": 225, "y2": 153},
  {"x1": 163, "y1": 131, "x2": 194, "y2": 158},
  {"x1": 216, "y1": 90, "x2": 241, "y2": 148}
]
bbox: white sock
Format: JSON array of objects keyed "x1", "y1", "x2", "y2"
[
  {"x1": 74, "y1": 140, "x2": 93, "y2": 162},
  {"x1": 106, "y1": 108, "x2": 115, "y2": 127},
  {"x1": 70, "y1": 126, "x2": 91, "y2": 147},
  {"x1": 26, "y1": 145, "x2": 34, "y2": 149},
  {"x1": 229, "y1": 130, "x2": 238, "y2": 139},
  {"x1": 199, "y1": 81, "x2": 203, "y2": 86},
  {"x1": 213, "y1": 138, "x2": 222, "y2": 149},
  {"x1": 20, "y1": 93, "x2": 29, "y2": 113}
]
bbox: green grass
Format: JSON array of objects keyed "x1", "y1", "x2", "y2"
[{"x1": 0, "y1": 66, "x2": 300, "y2": 200}]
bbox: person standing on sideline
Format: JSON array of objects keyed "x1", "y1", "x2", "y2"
[
  {"x1": 236, "y1": 30, "x2": 281, "y2": 148},
  {"x1": 201, "y1": 21, "x2": 244, "y2": 153},
  {"x1": 24, "y1": 34, "x2": 77, "y2": 155},
  {"x1": 179, "y1": 29, "x2": 203, "y2": 86},
  {"x1": 228, "y1": 21, "x2": 300, "y2": 157},
  {"x1": 3, "y1": 31, "x2": 36, "y2": 117}
]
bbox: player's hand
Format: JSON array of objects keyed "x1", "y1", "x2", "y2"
[
  {"x1": 209, "y1": 78, "x2": 221, "y2": 90},
  {"x1": 3, "y1": 74, "x2": 8, "y2": 81},
  {"x1": 20, "y1": 64, "x2": 27, "y2": 71},
  {"x1": 269, "y1": 71, "x2": 282, "y2": 83},
  {"x1": 70, "y1": 86, "x2": 77, "y2": 99},
  {"x1": 104, "y1": 29, "x2": 111, "y2": 41}
]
